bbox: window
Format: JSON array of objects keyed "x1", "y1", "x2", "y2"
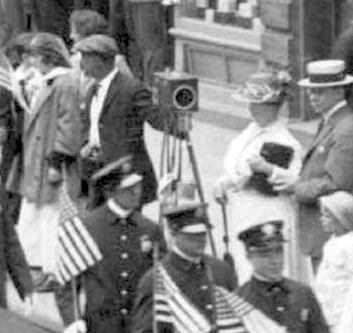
[{"x1": 180, "y1": 0, "x2": 260, "y2": 29}]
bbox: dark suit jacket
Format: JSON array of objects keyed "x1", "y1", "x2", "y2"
[
  {"x1": 56, "y1": 203, "x2": 165, "y2": 333},
  {"x1": 294, "y1": 105, "x2": 353, "y2": 257},
  {"x1": 237, "y1": 277, "x2": 329, "y2": 333},
  {"x1": 131, "y1": 252, "x2": 237, "y2": 333},
  {"x1": 82, "y1": 72, "x2": 165, "y2": 205},
  {"x1": 0, "y1": 209, "x2": 33, "y2": 307}
]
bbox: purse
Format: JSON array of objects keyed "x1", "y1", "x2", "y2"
[{"x1": 249, "y1": 142, "x2": 294, "y2": 195}]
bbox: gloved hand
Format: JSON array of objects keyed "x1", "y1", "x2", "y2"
[
  {"x1": 47, "y1": 166, "x2": 63, "y2": 184},
  {"x1": 213, "y1": 176, "x2": 230, "y2": 204},
  {"x1": 64, "y1": 320, "x2": 87, "y2": 333}
]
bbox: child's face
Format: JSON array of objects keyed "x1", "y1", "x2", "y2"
[{"x1": 320, "y1": 206, "x2": 346, "y2": 235}]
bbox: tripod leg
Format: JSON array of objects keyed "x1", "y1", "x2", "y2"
[{"x1": 184, "y1": 133, "x2": 217, "y2": 257}]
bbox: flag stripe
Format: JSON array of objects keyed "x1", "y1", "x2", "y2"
[{"x1": 55, "y1": 182, "x2": 103, "y2": 284}]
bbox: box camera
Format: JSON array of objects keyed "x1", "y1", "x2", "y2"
[{"x1": 153, "y1": 71, "x2": 198, "y2": 113}]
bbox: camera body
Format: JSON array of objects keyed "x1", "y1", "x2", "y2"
[{"x1": 153, "y1": 71, "x2": 198, "y2": 113}]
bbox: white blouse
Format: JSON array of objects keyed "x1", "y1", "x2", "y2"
[
  {"x1": 223, "y1": 120, "x2": 303, "y2": 191},
  {"x1": 315, "y1": 232, "x2": 353, "y2": 327}
]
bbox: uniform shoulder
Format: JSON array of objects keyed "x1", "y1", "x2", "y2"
[
  {"x1": 335, "y1": 108, "x2": 353, "y2": 135},
  {"x1": 84, "y1": 205, "x2": 113, "y2": 230},
  {"x1": 204, "y1": 255, "x2": 234, "y2": 273},
  {"x1": 132, "y1": 211, "x2": 159, "y2": 229},
  {"x1": 282, "y1": 277, "x2": 314, "y2": 295}
]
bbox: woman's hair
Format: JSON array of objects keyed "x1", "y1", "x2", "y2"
[
  {"x1": 36, "y1": 47, "x2": 71, "y2": 68},
  {"x1": 30, "y1": 33, "x2": 71, "y2": 68},
  {"x1": 4, "y1": 32, "x2": 37, "y2": 68},
  {"x1": 69, "y1": 10, "x2": 108, "y2": 38}
]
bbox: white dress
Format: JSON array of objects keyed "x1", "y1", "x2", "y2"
[
  {"x1": 315, "y1": 232, "x2": 353, "y2": 331},
  {"x1": 223, "y1": 121, "x2": 306, "y2": 285}
]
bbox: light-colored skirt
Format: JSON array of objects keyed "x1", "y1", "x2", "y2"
[
  {"x1": 228, "y1": 188, "x2": 313, "y2": 286},
  {"x1": 16, "y1": 197, "x2": 60, "y2": 274}
]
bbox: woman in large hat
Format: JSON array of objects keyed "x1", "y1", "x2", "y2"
[{"x1": 214, "y1": 70, "x2": 308, "y2": 285}]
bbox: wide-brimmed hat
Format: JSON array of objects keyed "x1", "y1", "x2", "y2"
[
  {"x1": 232, "y1": 71, "x2": 291, "y2": 104},
  {"x1": 91, "y1": 155, "x2": 142, "y2": 190},
  {"x1": 30, "y1": 33, "x2": 71, "y2": 67},
  {"x1": 320, "y1": 191, "x2": 353, "y2": 231},
  {"x1": 298, "y1": 59, "x2": 353, "y2": 88}
]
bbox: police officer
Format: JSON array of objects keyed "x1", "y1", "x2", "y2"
[
  {"x1": 132, "y1": 203, "x2": 238, "y2": 333},
  {"x1": 237, "y1": 220, "x2": 329, "y2": 333},
  {"x1": 56, "y1": 155, "x2": 165, "y2": 333}
]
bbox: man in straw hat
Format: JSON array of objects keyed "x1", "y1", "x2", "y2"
[
  {"x1": 56, "y1": 155, "x2": 165, "y2": 333},
  {"x1": 237, "y1": 220, "x2": 329, "y2": 333},
  {"x1": 273, "y1": 59, "x2": 353, "y2": 272}
]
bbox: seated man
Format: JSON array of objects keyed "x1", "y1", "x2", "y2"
[
  {"x1": 132, "y1": 203, "x2": 238, "y2": 333},
  {"x1": 237, "y1": 220, "x2": 329, "y2": 333},
  {"x1": 56, "y1": 155, "x2": 165, "y2": 333}
]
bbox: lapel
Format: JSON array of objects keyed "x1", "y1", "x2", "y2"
[
  {"x1": 100, "y1": 72, "x2": 124, "y2": 119},
  {"x1": 305, "y1": 106, "x2": 350, "y2": 159},
  {"x1": 24, "y1": 83, "x2": 54, "y2": 132}
]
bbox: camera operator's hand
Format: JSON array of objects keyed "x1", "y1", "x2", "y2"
[{"x1": 213, "y1": 176, "x2": 230, "y2": 205}]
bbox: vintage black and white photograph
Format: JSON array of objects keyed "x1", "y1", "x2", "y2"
[{"x1": 0, "y1": 0, "x2": 352, "y2": 332}]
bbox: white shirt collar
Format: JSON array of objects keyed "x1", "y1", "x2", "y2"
[
  {"x1": 98, "y1": 67, "x2": 119, "y2": 90},
  {"x1": 107, "y1": 199, "x2": 131, "y2": 218},
  {"x1": 323, "y1": 100, "x2": 347, "y2": 122},
  {"x1": 253, "y1": 272, "x2": 282, "y2": 283}
]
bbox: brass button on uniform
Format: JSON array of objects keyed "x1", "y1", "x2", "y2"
[
  {"x1": 121, "y1": 252, "x2": 129, "y2": 260},
  {"x1": 121, "y1": 271, "x2": 128, "y2": 278},
  {"x1": 205, "y1": 304, "x2": 213, "y2": 310},
  {"x1": 121, "y1": 235, "x2": 127, "y2": 241},
  {"x1": 200, "y1": 285, "x2": 208, "y2": 291},
  {"x1": 121, "y1": 289, "x2": 128, "y2": 296},
  {"x1": 120, "y1": 308, "x2": 128, "y2": 315}
]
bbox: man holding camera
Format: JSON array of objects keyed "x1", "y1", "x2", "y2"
[{"x1": 74, "y1": 34, "x2": 168, "y2": 209}]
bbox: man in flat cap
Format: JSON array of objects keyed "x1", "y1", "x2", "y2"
[
  {"x1": 56, "y1": 155, "x2": 165, "y2": 333},
  {"x1": 74, "y1": 34, "x2": 167, "y2": 211},
  {"x1": 132, "y1": 203, "x2": 238, "y2": 333},
  {"x1": 274, "y1": 59, "x2": 353, "y2": 272},
  {"x1": 237, "y1": 221, "x2": 329, "y2": 333}
]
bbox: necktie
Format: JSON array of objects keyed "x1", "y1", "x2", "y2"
[{"x1": 315, "y1": 118, "x2": 325, "y2": 138}]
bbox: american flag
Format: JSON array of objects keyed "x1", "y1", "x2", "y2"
[
  {"x1": 154, "y1": 265, "x2": 247, "y2": 333},
  {"x1": 0, "y1": 52, "x2": 13, "y2": 92},
  {"x1": 55, "y1": 182, "x2": 103, "y2": 285},
  {"x1": 154, "y1": 265, "x2": 287, "y2": 333}
]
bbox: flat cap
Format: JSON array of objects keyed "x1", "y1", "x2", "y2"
[
  {"x1": 163, "y1": 203, "x2": 210, "y2": 233},
  {"x1": 91, "y1": 155, "x2": 142, "y2": 190},
  {"x1": 238, "y1": 220, "x2": 285, "y2": 252},
  {"x1": 73, "y1": 34, "x2": 119, "y2": 57}
]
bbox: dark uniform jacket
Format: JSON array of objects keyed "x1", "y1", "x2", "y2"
[
  {"x1": 237, "y1": 277, "x2": 329, "y2": 333},
  {"x1": 56, "y1": 203, "x2": 165, "y2": 333},
  {"x1": 131, "y1": 251, "x2": 237, "y2": 333},
  {"x1": 294, "y1": 105, "x2": 353, "y2": 260},
  {"x1": 82, "y1": 72, "x2": 166, "y2": 206},
  {"x1": 0, "y1": 209, "x2": 33, "y2": 307}
]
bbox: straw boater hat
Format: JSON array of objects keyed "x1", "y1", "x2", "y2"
[
  {"x1": 298, "y1": 59, "x2": 353, "y2": 88},
  {"x1": 232, "y1": 71, "x2": 291, "y2": 104},
  {"x1": 320, "y1": 191, "x2": 353, "y2": 231}
]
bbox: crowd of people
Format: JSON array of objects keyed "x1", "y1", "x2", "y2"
[{"x1": 0, "y1": 7, "x2": 353, "y2": 333}]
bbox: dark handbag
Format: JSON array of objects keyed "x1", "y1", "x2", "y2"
[{"x1": 249, "y1": 142, "x2": 294, "y2": 195}]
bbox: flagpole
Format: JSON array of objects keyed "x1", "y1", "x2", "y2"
[
  {"x1": 153, "y1": 241, "x2": 159, "y2": 333},
  {"x1": 71, "y1": 277, "x2": 80, "y2": 321}
]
